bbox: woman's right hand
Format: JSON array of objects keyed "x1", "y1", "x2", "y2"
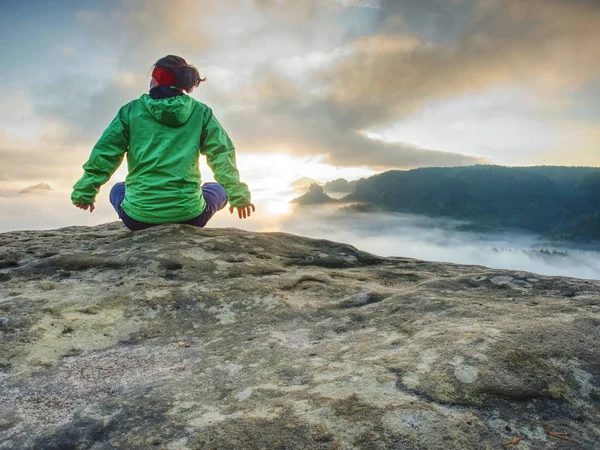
[
  {"x1": 229, "y1": 203, "x2": 255, "y2": 219},
  {"x1": 74, "y1": 203, "x2": 95, "y2": 213}
]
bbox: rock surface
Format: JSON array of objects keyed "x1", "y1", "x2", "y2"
[{"x1": 1, "y1": 222, "x2": 599, "y2": 449}]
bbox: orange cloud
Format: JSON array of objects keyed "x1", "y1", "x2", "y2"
[{"x1": 321, "y1": 0, "x2": 600, "y2": 129}]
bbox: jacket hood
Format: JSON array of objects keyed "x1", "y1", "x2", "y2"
[{"x1": 140, "y1": 93, "x2": 196, "y2": 127}]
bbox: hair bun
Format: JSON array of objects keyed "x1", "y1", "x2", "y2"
[
  {"x1": 154, "y1": 55, "x2": 206, "y2": 93},
  {"x1": 173, "y1": 64, "x2": 186, "y2": 74}
]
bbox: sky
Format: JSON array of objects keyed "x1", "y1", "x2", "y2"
[{"x1": 1, "y1": 0, "x2": 600, "y2": 233}]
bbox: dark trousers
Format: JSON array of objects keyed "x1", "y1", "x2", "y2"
[{"x1": 109, "y1": 182, "x2": 228, "y2": 231}]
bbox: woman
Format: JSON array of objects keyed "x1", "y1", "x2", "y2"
[{"x1": 71, "y1": 55, "x2": 254, "y2": 231}]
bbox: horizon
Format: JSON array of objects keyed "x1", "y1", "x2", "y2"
[
  {"x1": 1, "y1": 0, "x2": 600, "y2": 234},
  {"x1": 5, "y1": 162, "x2": 599, "y2": 233},
  {"x1": 3, "y1": 163, "x2": 600, "y2": 280}
]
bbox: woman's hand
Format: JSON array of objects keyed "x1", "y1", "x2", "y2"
[
  {"x1": 74, "y1": 203, "x2": 95, "y2": 213},
  {"x1": 229, "y1": 203, "x2": 255, "y2": 219}
]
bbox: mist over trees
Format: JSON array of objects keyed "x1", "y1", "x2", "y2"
[{"x1": 297, "y1": 165, "x2": 600, "y2": 243}]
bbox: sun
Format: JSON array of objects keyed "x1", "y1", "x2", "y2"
[{"x1": 264, "y1": 200, "x2": 293, "y2": 216}]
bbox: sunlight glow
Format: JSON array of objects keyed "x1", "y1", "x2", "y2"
[
  {"x1": 264, "y1": 200, "x2": 293, "y2": 215},
  {"x1": 231, "y1": 152, "x2": 375, "y2": 216},
  {"x1": 112, "y1": 151, "x2": 370, "y2": 219}
]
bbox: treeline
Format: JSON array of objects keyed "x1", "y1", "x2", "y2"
[
  {"x1": 485, "y1": 248, "x2": 570, "y2": 257},
  {"x1": 342, "y1": 165, "x2": 600, "y2": 242}
]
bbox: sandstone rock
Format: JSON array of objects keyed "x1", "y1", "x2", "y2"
[{"x1": 0, "y1": 222, "x2": 599, "y2": 449}]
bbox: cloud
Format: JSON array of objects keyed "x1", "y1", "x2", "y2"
[
  {"x1": 75, "y1": 0, "x2": 213, "y2": 69},
  {"x1": 20, "y1": 0, "x2": 493, "y2": 171},
  {"x1": 320, "y1": 0, "x2": 600, "y2": 130},
  {"x1": 27, "y1": 1, "x2": 219, "y2": 144},
  {"x1": 0, "y1": 87, "x2": 91, "y2": 186},
  {"x1": 59, "y1": 46, "x2": 78, "y2": 58},
  {"x1": 197, "y1": 0, "x2": 599, "y2": 168},
  {"x1": 0, "y1": 146, "x2": 84, "y2": 185},
  {"x1": 34, "y1": 73, "x2": 147, "y2": 143},
  {"x1": 211, "y1": 69, "x2": 489, "y2": 169},
  {"x1": 253, "y1": 0, "x2": 330, "y2": 22}
]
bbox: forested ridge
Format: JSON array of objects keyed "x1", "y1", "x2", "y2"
[{"x1": 342, "y1": 165, "x2": 600, "y2": 242}]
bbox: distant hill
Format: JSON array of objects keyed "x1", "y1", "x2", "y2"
[
  {"x1": 292, "y1": 165, "x2": 600, "y2": 242},
  {"x1": 323, "y1": 178, "x2": 357, "y2": 194},
  {"x1": 341, "y1": 165, "x2": 600, "y2": 242},
  {"x1": 19, "y1": 183, "x2": 52, "y2": 194},
  {"x1": 291, "y1": 183, "x2": 337, "y2": 205}
]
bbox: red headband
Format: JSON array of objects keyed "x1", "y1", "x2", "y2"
[{"x1": 152, "y1": 66, "x2": 177, "y2": 87}]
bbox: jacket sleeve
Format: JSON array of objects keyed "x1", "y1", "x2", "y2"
[
  {"x1": 71, "y1": 107, "x2": 129, "y2": 204},
  {"x1": 200, "y1": 110, "x2": 251, "y2": 207}
]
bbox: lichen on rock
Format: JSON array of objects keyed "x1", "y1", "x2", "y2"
[{"x1": 0, "y1": 222, "x2": 599, "y2": 449}]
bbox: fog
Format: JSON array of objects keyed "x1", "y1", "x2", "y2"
[
  {"x1": 274, "y1": 205, "x2": 600, "y2": 281},
  {"x1": 2, "y1": 191, "x2": 599, "y2": 281},
  {"x1": 0, "y1": 186, "x2": 118, "y2": 232}
]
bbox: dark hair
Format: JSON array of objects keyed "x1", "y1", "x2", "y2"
[{"x1": 154, "y1": 55, "x2": 206, "y2": 93}]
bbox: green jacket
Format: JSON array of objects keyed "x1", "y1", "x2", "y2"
[{"x1": 71, "y1": 94, "x2": 251, "y2": 223}]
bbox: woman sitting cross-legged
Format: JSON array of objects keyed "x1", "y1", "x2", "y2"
[{"x1": 72, "y1": 54, "x2": 254, "y2": 231}]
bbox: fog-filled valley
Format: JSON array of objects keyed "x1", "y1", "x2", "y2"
[
  {"x1": 283, "y1": 166, "x2": 600, "y2": 280},
  {"x1": 278, "y1": 205, "x2": 600, "y2": 281}
]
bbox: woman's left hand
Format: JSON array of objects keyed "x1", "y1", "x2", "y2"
[{"x1": 74, "y1": 203, "x2": 95, "y2": 213}]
